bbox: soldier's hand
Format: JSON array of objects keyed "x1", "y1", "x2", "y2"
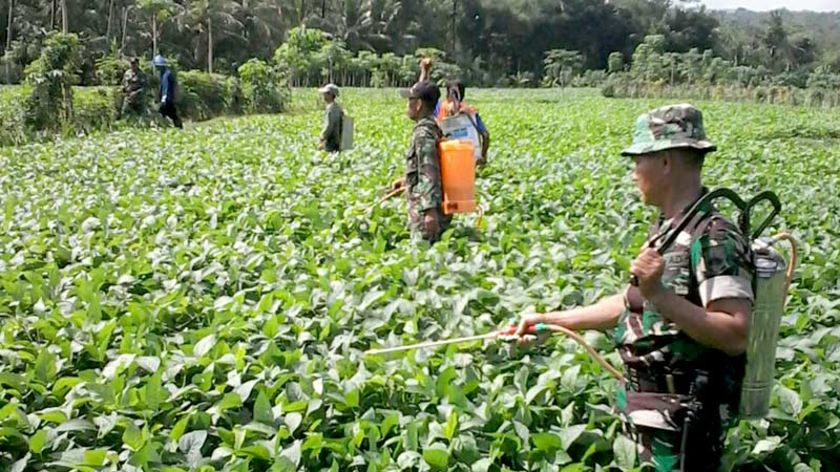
[
  {"x1": 420, "y1": 57, "x2": 432, "y2": 71},
  {"x1": 514, "y1": 313, "x2": 545, "y2": 345},
  {"x1": 391, "y1": 178, "x2": 405, "y2": 191},
  {"x1": 630, "y1": 247, "x2": 666, "y2": 300}
]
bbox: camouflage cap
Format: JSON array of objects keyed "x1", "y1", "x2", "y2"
[{"x1": 621, "y1": 103, "x2": 717, "y2": 156}]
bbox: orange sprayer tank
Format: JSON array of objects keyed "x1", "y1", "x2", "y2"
[{"x1": 439, "y1": 139, "x2": 476, "y2": 215}]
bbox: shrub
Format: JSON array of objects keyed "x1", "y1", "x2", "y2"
[
  {"x1": 95, "y1": 55, "x2": 130, "y2": 86},
  {"x1": 0, "y1": 85, "x2": 29, "y2": 146},
  {"x1": 23, "y1": 32, "x2": 82, "y2": 131},
  {"x1": 74, "y1": 87, "x2": 120, "y2": 134},
  {"x1": 238, "y1": 58, "x2": 285, "y2": 114},
  {"x1": 178, "y1": 70, "x2": 242, "y2": 120}
]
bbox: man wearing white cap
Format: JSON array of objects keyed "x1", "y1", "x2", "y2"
[{"x1": 318, "y1": 83, "x2": 343, "y2": 152}]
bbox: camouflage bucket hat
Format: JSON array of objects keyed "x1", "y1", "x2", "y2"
[{"x1": 621, "y1": 103, "x2": 717, "y2": 156}]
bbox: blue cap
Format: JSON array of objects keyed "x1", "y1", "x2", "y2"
[{"x1": 153, "y1": 55, "x2": 167, "y2": 67}]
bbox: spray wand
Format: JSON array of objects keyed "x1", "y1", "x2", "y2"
[{"x1": 364, "y1": 322, "x2": 626, "y2": 382}]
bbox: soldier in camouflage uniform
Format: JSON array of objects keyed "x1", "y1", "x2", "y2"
[
  {"x1": 121, "y1": 57, "x2": 147, "y2": 118},
  {"x1": 518, "y1": 104, "x2": 754, "y2": 471},
  {"x1": 392, "y1": 81, "x2": 451, "y2": 243}
]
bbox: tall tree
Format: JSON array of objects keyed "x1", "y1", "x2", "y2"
[
  {"x1": 185, "y1": 0, "x2": 244, "y2": 73},
  {"x1": 61, "y1": 0, "x2": 68, "y2": 32},
  {"x1": 139, "y1": 0, "x2": 179, "y2": 57}
]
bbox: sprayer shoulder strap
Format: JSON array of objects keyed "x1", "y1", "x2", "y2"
[
  {"x1": 463, "y1": 111, "x2": 481, "y2": 134},
  {"x1": 687, "y1": 214, "x2": 717, "y2": 277}
]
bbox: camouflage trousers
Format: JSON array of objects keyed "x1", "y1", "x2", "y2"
[
  {"x1": 121, "y1": 96, "x2": 146, "y2": 118},
  {"x1": 408, "y1": 203, "x2": 451, "y2": 243},
  {"x1": 622, "y1": 389, "x2": 725, "y2": 471}
]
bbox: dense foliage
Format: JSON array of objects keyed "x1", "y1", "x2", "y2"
[
  {"x1": 22, "y1": 32, "x2": 81, "y2": 130},
  {"x1": 1, "y1": 1, "x2": 839, "y2": 87},
  {"x1": 0, "y1": 89, "x2": 838, "y2": 471},
  {"x1": 602, "y1": 34, "x2": 840, "y2": 107},
  {"x1": 0, "y1": 67, "x2": 287, "y2": 146}
]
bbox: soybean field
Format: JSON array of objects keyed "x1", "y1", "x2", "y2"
[{"x1": 0, "y1": 89, "x2": 839, "y2": 471}]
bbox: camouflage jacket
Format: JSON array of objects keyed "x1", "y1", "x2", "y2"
[
  {"x1": 122, "y1": 69, "x2": 146, "y2": 98},
  {"x1": 405, "y1": 115, "x2": 445, "y2": 213},
  {"x1": 613, "y1": 191, "x2": 755, "y2": 373}
]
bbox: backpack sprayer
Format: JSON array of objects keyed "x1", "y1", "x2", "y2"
[
  {"x1": 376, "y1": 138, "x2": 483, "y2": 224},
  {"x1": 367, "y1": 188, "x2": 796, "y2": 419},
  {"x1": 629, "y1": 188, "x2": 796, "y2": 418}
]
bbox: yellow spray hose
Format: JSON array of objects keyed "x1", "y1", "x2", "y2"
[
  {"x1": 376, "y1": 187, "x2": 405, "y2": 206},
  {"x1": 535, "y1": 323, "x2": 626, "y2": 382},
  {"x1": 365, "y1": 323, "x2": 626, "y2": 383}
]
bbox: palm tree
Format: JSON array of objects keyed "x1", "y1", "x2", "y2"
[
  {"x1": 61, "y1": 0, "x2": 68, "y2": 32},
  {"x1": 139, "y1": 0, "x2": 180, "y2": 57},
  {"x1": 237, "y1": 0, "x2": 285, "y2": 59},
  {"x1": 4, "y1": 0, "x2": 14, "y2": 82},
  {"x1": 183, "y1": 0, "x2": 244, "y2": 73}
]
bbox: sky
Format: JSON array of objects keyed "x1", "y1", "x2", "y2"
[{"x1": 700, "y1": 0, "x2": 839, "y2": 11}]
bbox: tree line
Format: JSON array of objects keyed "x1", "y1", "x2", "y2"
[{"x1": 2, "y1": 0, "x2": 839, "y2": 87}]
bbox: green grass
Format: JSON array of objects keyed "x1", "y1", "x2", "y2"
[{"x1": 0, "y1": 89, "x2": 838, "y2": 471}]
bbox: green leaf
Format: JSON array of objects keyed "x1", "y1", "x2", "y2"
[
  {"x1": 122, "y1": 422, "x2": 145, "y2": 451},
  {"x1": 0, "y1": 373, "x2": 24, "y2": 390},
  {"x1": 559, "y1": 424, "x2": 586, "y2": 450},
  {"x1": 53, "y1": 449, "x2": 109, "y2": 468},
  {"x1": 444, "y1": 413, "x2": 458, "y2": 440},
  {"x1": 752, "y1": 436, "x2": 782, "y2": 456},
  {"x1": 178, "y1": 430, "x2": 207, "y2": 468},
  {"x1": 531, "y1": 432, "x2": 562, "y2": 452},
  {"x1": 235, "y1": 379, "x2": 259, "y2": 403},
  {"x1": 29, "y1": 429, "x2": 49, "y2": 454},
  {"x1": 471, "y1": 458, "x2": 492, "y2": 472},
  {"x1": 145, "y1": 370, "x2": 163, "y2": 411},
  {"x1": 217, "y1": 392, "x2": 243, "y2": 412},
  {"x1": 561, "y1": 365, "x2": 581, "y2": 391},
  {"x1": 193, "y1": 335, "x2": 217, "y2": 358},
  {"x1": 285, "y1": 412, "x2": 302, "y2": 434},
  {"x1": 302, "y1": 433, "x2": 323, "y2": 451},
  {"x1": 239, "y1": 445, "x2": 271, "y2": 460},
  {"x1": 422, "y1": 444, "x2": 450, "y2": 471},
  {"x1": 560, "y1": 464, "x2": 586, "y2": 472},
  {"x1": 33, "y1": 350, "x2": 57, "y2": 384},
  {"x1": 53, "y1": 419, "x2": 96, "y2": 434},
  {"x1": 380, "y1": 413, "x2": 400, "y2": 438},
  {"x1": 777, "y1": 386, "x2": 803, "y2": 418},
  {"x1": 10, "y1": 453, "x2": 29, "y2": 472},
  {"x1": 280, "y1": 440, "x2": 302, "y2": 467},
  {"x1": 53, "y1": 376, "x2": 82, "y2": 398},
  {"x1": 130, "y1": 442, "x2": 161, "y2": 467},
  {"x1": 272, "y1": 457, "x2": 297, "y2": 472},
  {"x1": 254, "y1": 390, "x2": 274, "y2": 424},
  {"x1": 83, "y1": 450, "x2": 108, "y2": 466},
  {"x1": 170, "y1": 416, "x2": 190, "y2": 442},
  {"x1": 613, "y1": 434, "x2": 636, "y2": 469}
]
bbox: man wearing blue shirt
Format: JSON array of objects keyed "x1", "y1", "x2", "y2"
[{"x1": 154, "y1": 55, "x2": 183, "y2": 129}]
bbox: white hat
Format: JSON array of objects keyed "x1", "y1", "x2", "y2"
[{"x1": 318, "y1": 83, "x2": 339, "y2": 97}]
